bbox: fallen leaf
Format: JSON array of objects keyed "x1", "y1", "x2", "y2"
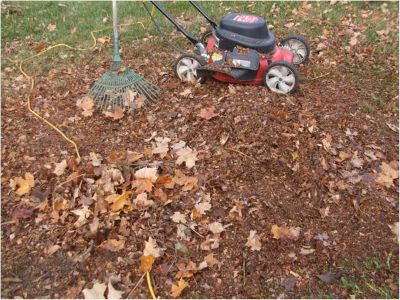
[
  {"x1": 82, "y1": 281, "x2": 106, "y2": 299},
  {"x1": 389, "y1": 222, "x2": 399, "y2": 243},
  {"x1": 140, "y1": 255, "x2": 156, "y2": 272},
  {"x1": 376, "y1": 162, "x2": 399, "y2": 188},
  {"x1": 72, "y1": 205, "x2": 91, "y2": 227},
  {"x1": 171, "y1": 278, "x2": 189, "y2": 298},
  {"x1": 179, "y1": 88, "x2": 191, "y2": 96},
  {"x1": 53, "y1": 159, "x2": 67, "y2": 176},
  {"x1": 90, "y1": 152, "x2": 102, "y2": 167},
  {"x1": 350, "y1": 155, "x2": 364, "y2": 169},
  {"x1": 97, "y1": 36, "x2": 111, "y2": 44},
  {"x1": 271, "y1": 225, "x2": 301, "y2": 240},
  {"x1": 300, "y1": 247, "x2": 315, "y2": 255},
  {"x1": 132, "y1": 192, "x2": 155, "y2": 209},
  {"x1": 208, "y1": 222, "x2": 225, "y2": 234},
  {"x1": 99, "y1": 239, "x2": 125, "y2": 252},
  {"x1": 203, "y1": 253, "x2": 220, "y2": 269},
  {"x1": 317, "y1": 271, "x2": 343, "y2": 283},
  {"x1": 12, "y1": 204, "x2": 34, "y2": 221},
  {"x1": 171, "y1": 140, "x2": 186, "y2": 151},
  {"x1": 132, "y1": 167, "x2": 158, "y2": 193},
  {"x1": 134, "y1": 95, "x2": 146, "y2": 108},
  {"x1": 47, "y1": 23, "x2": 56, "y2": 31},
  {"x1": 143, "y1": 237, "x2": 162, "y2": 258},
  {"x1": 245, "y1": 230, "x2": 262, "y2": 251},
  {"x1": 104, "y1": 108, "x2": 125, "y2": 120},
  {"x1": 135, "y1": 167, "x2": 158, "y2": 182},
  {"x1": 195, "y1": 202, "x2": 211, "y2": 214},
  {"x1": 77, "y1": 97, "x2": 95, "y2": 117},
  {"x1": 107, "y1": 281, "x2": 123, "y2": 299},
  {"x1": 176, "y1": 147, "x2": 198, "y2": 169},
  {"x1": 15, "y1": 173, "x2": 35, "y2": 196},
  {"x1": 45, "y1": 244, "x2": 61, "y2": 256},
  {"x1": 152, "y1": 137, "x2": 171, "y2": 158},
  {"x1": 126, "y1": 151, "x2": 143, "y2": 163},
  {"x1": 171, "y1": 211, "x2": 187, "y2": 224},
  {"x1": 154, "y1": 188, "x2": 167, "y2": 202},
  {"x1": 105, "y1": 191, "x2": 131, "y2": 212},
  {"x1": 200, "y1": 236, "x2": 220, "y2": 250},
  {"x1": 199, "y1": 106, "x2": 218, "y2": 120},
  {"x1": 173, "y1": 170, "x2": 198, "y2": 191}
]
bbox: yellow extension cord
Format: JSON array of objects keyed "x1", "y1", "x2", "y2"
[{"x1": 12, "y1": 4, "x2": 158, "y2": 298}]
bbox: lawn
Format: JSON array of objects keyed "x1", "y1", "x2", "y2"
[{"x1": 1, "y1": 1, "x2": 399, "y2": 299}]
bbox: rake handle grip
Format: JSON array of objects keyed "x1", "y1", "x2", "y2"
[{"x1": 112, "y1": 0, "x2": 121, "y2": 62}]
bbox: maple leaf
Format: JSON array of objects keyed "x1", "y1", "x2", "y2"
[
  {"x1": 176, "y1": 147, "x2": 198, "y2": 169},
  {"x1": 208, "y1": 222, "x2": 225, "y2": 234},
  {"x1": 132, "y1": 193, "x2": 155, "y2": 209},
  {"x1": 135, "y1": 167, "x2": 158, "y2": 182},
  {"x1": 245, "y1": 230, "x2": 262, "y2": 251},
  {"x1": 132, "y1": 179, "x2": 154, "y2": 194},
  {"x1": 140, "y1": 255, "x2": 156, "y2": 272},
  {"x1": 104, "y1": 108, "x2": 125, "y2": 120},
  {"x1": 143, "y1": 237, "x2": 162, "y2": 258},
  {"x1": 271, "y1": 225, "x2": 301, "y2": 240},
  {"x1": 152, "y1": 137, "x2": 171, "y2": 158},
  {"x1": 82, "y1": 281, "x2": 106, "y2": 299},
  {"x1": 99, "y1": 239, "x2": 125, "y2": 252},
  {"x1": 53, "y1": 159, "x2": 67, "y2": 176},
  {"x1": 171, "y1": 278, "x2": 189, "y2": 298},
  {"x1": 171, "y1": 211, "x2": 187, "y2": 224},
  {"x1": 173, "y1": 170, "x2": 198, "y2": 191},
  {"x1": 199, "y1": 106, "x2": 218, "y2": 120},
  {"x1": 105, "y1": 191, "x2": 131, "y2": 212},
  {"x1": 47, "y1": 23, "x2": 56, "y2": 31},
  {"x1": 199, "y1": 253, "x2": 221, "y2": 270},
  {"x1": 200, "y1": 236, "x2": 220, "y2": 250},
  {"x1": 132, "y1": 167, "x2": 158, "y2": 193},
  {"x1": 376, "y1": 162, "x2": 399, "y2": 188},
  {"x1": 15, "y1": 172, "x2": 35, "y2": 196}
]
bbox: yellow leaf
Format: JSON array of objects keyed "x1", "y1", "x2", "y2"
[
  {"x1": 15, "y1": 173, "x2": 35, "y2": 196},
  {"x1": 171, "y1": 278, "x2": 188, "y2": 298},
  {"x1": 105, "y1": 191, "x2": 131, "y2": 212},
  {"x1": 139, "y1": 255, "x2": 155, "y2": 272}
]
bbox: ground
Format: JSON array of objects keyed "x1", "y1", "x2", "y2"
[{"x1": 1, "y1": 1, "x2": 399, "y2": 299}]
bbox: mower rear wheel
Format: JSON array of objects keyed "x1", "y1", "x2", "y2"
[
  {"x1": 174, "y1": 53, "x2": 207, "y2": 84},
  {"x1": 281, "y1": 34, "x2": 310, "y2": 65},
  {"x1": 264, "y1": 61, "x2": 299, "y2": 94}
]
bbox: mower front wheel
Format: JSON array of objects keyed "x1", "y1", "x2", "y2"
[
  {"x1": 174, "y1": 53, "x2": 207, "y2": 84},
  {"x1": 264, "y1": 61, "x2": 299, "y2": 94},
  {"x1": 281, "y1": 34, "x2": 310, "y2": 65}
]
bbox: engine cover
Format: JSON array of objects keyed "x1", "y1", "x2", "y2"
[{"x1": 215, "y1": 13, "x2": 276, "y2": 54}]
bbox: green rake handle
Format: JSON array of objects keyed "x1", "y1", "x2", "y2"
[{"x1": 112, "y1": 0, "x2": 121, "y2": 63}]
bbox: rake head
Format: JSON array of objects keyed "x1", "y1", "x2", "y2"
[{"x1": 86, "y1": 66, "x2": 163, "y2": 111}]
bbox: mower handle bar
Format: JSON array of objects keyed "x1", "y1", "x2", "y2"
[
  {"x1": 188, "y1": 1, "x2": 217, "y2": 29},
  {"x1": 150, "y1": 1, "x2": 199, "y2": 46}
]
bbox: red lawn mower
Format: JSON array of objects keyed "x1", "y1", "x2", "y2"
[{"x1": 149, "y1": 1, "x2": 310, "y2": 94}]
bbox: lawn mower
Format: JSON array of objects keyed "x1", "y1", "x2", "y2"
[{"x1": 149, "y1": 1, "x2": 310, "y2": 94}]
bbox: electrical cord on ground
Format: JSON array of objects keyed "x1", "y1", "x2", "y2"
[{"x1": 146, "y1": 271, "x2": 157, "y2": 299}]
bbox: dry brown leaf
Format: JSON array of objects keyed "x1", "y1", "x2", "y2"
[
  {"x1": 132, "y1": 178, "x2": 154, "y2": 194},
  {"x1": 176, "y1": 261, "x2": 197, "y2": 279},
  {"x1": 97, "y1": 36, "x2": 111, "y2": 44},
  {"x1": 126, "y1": 151, "x2": 143, "y2": 163},
  {"x1": 389, "y1": 222, "x2": 399, "y2": 243},
  {"x1": 208, "y1": 222, "x2": 225, "y2": 234},
  {"x1": 15, "y1": 173, "x2": 35, "y2": 196},
  {"x1": 132, "y1": 192, "x2": 155, "y2": 209},
  {"x1": 104, "y1": 108, "x2": 125, "y2": 120},
  {"x1": 176, "y1": 147, "x2": 198, "y2": 169},
  {"x1": 195, "y1": 202, "x2": 212, "y2": 214},
  {"x1": 156, "y1": 174, "x2": 175, "y2": 189},
  {"x1": 140, "y1": 255, "x2": 156, "y2": 272},
  {"x1": 200, "y1": 236, "x2": 220, "y2": 250},
  {"x1": 53, "y1": 159, "x2": 67, "y2": 176},
  {"x1": 171, "y1": 211, "x2": 187, "y2": 224},
  {"x1": 47, "y1": 23, "x2": 56, "y2": 31},
  {"x1": 271, "y1": 225, "x2": 301, "y2": 240},
  {"x1": 99, "y1": 239, "x2": 125, "y2": 252},
  {"x1": 82, "y1": 282, "x2": 106, "y2": 299},
  {"x1": 143, "y1": 237, "x2": 162, "y2": 258},
  {"x1": 199, "y1": 106, "x2": 218, "y2": 120},
  {"x1": 107, "y1": 281, "x2": 123, "y2": 299},
  {"x1": 376, "y1": 162, "x2": 399, "y2": 188},
  {"x1": 72, "y1": 205, "x2": 91, "y2": 227},
  {"x1": 45, "y1": 244, "x2": 61, "y2": 256},
  {"x1": 135, "y1": 95, "x2": 146, "y2": 108},
  {"x1": 173, "y1": 170, "x2": 198, "y2": 191},
  {"x1": 152, "y1": 137, "x2": 171, "y2": 158},
  {"x1": 154, "y1": 188, "x2": 168, "y2": 202},
  {"x1": 245, "y1": 230, "x2": 262, "y2": 251},
  {"x1": 77, "y1": 97, "x2": 95, "y2": 117},
  {"x1": 171, "y1": 278, "x2": 189, "y2": 298},
  {"x1": 179, "y1": 88, "x2": 191, "y2": 96},
  {"x1": 135, "y1": 167, "x2": 158, "y2": 182},
  {"x1": 105, "y1": 191, "x2": 131, "y2": 212}
]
